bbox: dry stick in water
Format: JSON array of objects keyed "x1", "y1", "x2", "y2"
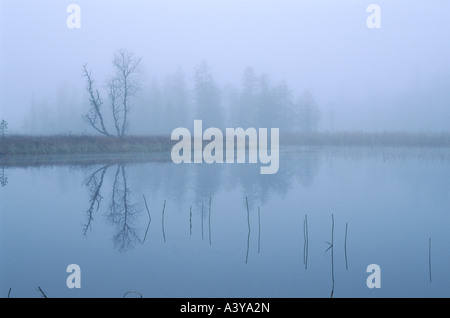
[
  {"x1": 123, "y1": 291, "x2": 143, "y2": 298},
  {"x1": 143, "y1": 195, "x2": 151, "y2": 221},
  {"x1": 209, "y1": 197, "x2": 212, "y2": 245},
  {"x1": 201, "y1": 202, "x2": 204, "y2": 240},
  {"x1": 142, "y1": 195, "x2": 151, "y2": 243},
  {"x1": 38, "y1": 286, "x2": 47, "y2": 298},
  {"x1": 189, "y1": 205, "x2": 192, "y2": 236},
  {"x1": 304, "y1": 214, "x2": 309, "y2": 270},
  {"x1": 245, "y1": 197, "x2": 251, "y2": 264},
  {"x1": 345, "y1": 223, "x2": 348, "y2": 270},
  {"x1": 162, "y1": 200, "x2": 166, "y2": 243},
  {"x1": 429, "y1": 237, "x2": 432, "y2": 283},
  {"x1": 258, "y1": 207, "x2": 261, "y2": 254},
  {"x1": 306, "y1": 215, "x2": 309, "y2": 269},
  {"x1": 330, "y1": 214, "x2": 335, "y2": 298},
  {"x1": 303, "y1": 217, "x2": 306, "y2": 266}
]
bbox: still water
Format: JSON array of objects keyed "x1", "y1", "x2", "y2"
[{"x1": 1, "y1": 147, "x2": 450, "y2": 298}]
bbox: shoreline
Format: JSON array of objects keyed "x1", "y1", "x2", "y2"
[
  {"x1": 1, "y1": 132, "x2": 450, "y2": 157},
  {"x1": 2, "y1": 132, "x2": 450, "y2": 155},
  {"x1": 2, "y1": 133, "x2": 450, "y2": 168},
  {"x1": 0, "y1": 135, "x2": 172, "y2": 156}
]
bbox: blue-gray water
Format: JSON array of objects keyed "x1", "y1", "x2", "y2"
[{"x1": 1, "y1": 147, "x2": 450, "y2": 298}]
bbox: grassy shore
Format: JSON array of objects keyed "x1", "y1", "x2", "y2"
[
  {"x1": 0, "y1": 135, "x2": 172, "y2": 156},
  {"x1": 282, "y1": 131, "x2": 450, "y2": 147},
  {"x1": 1, "y1": 132, "x2": 450, "y2": 156}
]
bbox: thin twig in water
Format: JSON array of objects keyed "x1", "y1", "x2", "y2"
[
  {"x1": 123, "y1": 291, "x2": 143, "y2": 298},
  {"x1": 190, "y1": 205, "x2": 192, "y2": 236},
  {"x1": 38, "y1": 286, "x2": 47, "y2": 298},
  {"x1": 303, "y1": 214, "x2": 309, "y2": 270},
  {"x1": 142, "y1": 195, "x2": 151, "y2": 243},
  {"x1": 258, "y1": 206, "x2": 261, "y2": 254},
  {"x1": 429, "y1": 237, "x2": 432, "y2": 283},
  {"x1": 162, "y1": 200, "x2": 166, "y2": 243},
  {"x1": 329, "y1": 214, "x2": 335, "y2": 298},
  {"x1": 8, "y1": 288, "x2": 11, "y2": 298},
  {"x1": 245, "y1": 197, "x2": 251, "y2": 264},
  {"x1": 201, "y1": 202, "x2": 204, "y2": 240},
  {"x1": 209, "y1": 197, "x2": 212, "y2": 245},
  {"x1": 143, "y1": 195, "x2": 151, "y2": 220},
  {"x1": 345, "y1": 223, "x2": 348, "y2": 270}
]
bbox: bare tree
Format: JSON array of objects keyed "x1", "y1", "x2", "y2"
[
  {"x1": 82, "y1": 49, "x2": 141, "y2": 137},
  {"x1": 82, "y1": 65, "x2": 111, "y2": 136},
  {"x1": 111, "y1": 49, "x2": 142, "y2": 137}
]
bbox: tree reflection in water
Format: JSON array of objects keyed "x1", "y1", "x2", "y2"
[
  {"x1": 80, "y1": 148, "x2": 323, "y2": 251},
  {"x1": 83, "y1": 164, "x2": 141, "y2": 252},
  {"x1": 0, "y1": 165, "x2": 8, "y2": 187}
]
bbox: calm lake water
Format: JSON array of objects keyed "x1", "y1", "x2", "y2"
[{"x1": 1, "y1": 147, "x2": 450, "y2": 298}]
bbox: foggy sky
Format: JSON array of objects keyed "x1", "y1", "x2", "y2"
[{"x1": 1, "y1": 0, "x2": 450, "y2": 133}]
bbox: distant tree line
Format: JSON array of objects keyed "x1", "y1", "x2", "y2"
[
  {"x1": 0, "y1": 119, "x2": 8, "y2": 137},
  {"x1": 83, "y1": 50, "x2": 321, "y2": 136}
]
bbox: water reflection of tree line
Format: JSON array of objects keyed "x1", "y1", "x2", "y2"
[
  {"x1": 81, "y1": 151, "x2": 322, "y2": 251},
  {"x1": 0, "y1": 165, "x2": 8, "y2": 186}
]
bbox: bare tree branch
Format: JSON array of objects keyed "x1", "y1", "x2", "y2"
[
  {"x1": 112, "y1": 50, "x2": 142, "y2": 137},
  {"x1": 82, "y1": 64, "x2": 111, "y2": 136},
  {"x1": 107, "y1": 77, "x2": 122, "y2": 136},
  {"x1": 82, "y1": 165, "x2": 109, "y2": 235}
]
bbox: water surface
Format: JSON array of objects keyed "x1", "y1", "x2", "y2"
[{"x1": 1, "y1": 147, "x2": 450, "y2": 298}]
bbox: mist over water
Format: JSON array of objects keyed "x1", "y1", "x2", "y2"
[
  {"x1": 2, "y1": 148, "x2": 450, "y2": 297},
  {"x1": 1, "y1": 0, "x2": 450, "y2": 134},
  {"x1": 1, "y1": 1, "x2": 450, "y2": 300}
]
